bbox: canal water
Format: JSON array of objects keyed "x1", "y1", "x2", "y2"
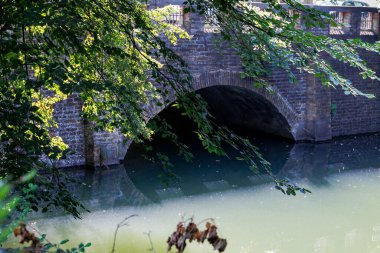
[{"x1": 13, "y1": 132, "x2": 380, "y2": 253}]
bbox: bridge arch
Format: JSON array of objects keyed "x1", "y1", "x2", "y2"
[
  {"x1": 120, "y1": 70, "x2": 302, "y2": 161},
  {"x1": 193, "y1": 70, "x2": 301, "y2": 138}
]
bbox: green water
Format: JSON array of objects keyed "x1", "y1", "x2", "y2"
[
  {"x1": 10, "y1": 133, "x2": 380, "y2": 253},
  {"x1": 27, "y1": 169, "x2": 380, "y2": 253}
]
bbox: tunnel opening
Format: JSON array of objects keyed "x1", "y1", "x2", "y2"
[{"x1": 124, "y1": 85, "x2": 295, "y2": 202}]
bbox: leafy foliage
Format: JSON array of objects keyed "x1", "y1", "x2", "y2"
[
  {"x1": 42, "y1": 238, "x2": 91, "y2": 253},
  {"x1": 11, "y1": 222, "x2": 91, "y2": 253},
  {"x1": 0, "y1": 0, "x2": 192, "y2": 217},
  {"x1": 0, "y1": 170, "x2": 37, "y2": 244},
  {"x1": 17, "y1": 169, "x2": 88, "y2": 219},
  {"x1": 1, "y1": 0, "x2": 378, "y2": 227},
  {"x1": 0, "y1": 182, "x2": 20, "y2": 243}
]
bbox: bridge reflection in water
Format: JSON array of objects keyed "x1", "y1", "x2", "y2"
[
  {"x1": 65, "y1": 132, "x2": 380, "y2": 211},
  {"x1": 28, "y1": 132, "x2": 380, "y2": 253}
]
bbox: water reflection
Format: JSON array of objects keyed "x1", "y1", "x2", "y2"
[
  {"x1": 24, "y1": 133, "x2": 380, "y2": 253},
  {"x1": 64, "y1": 133, "x2": 380, "y2": 211}
]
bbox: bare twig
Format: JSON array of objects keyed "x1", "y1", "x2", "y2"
[
  {"x1": 111, "y1": 214, "x2": 138, "y2": 253},
  {"x1": 143, "y1": 231, "x2": 156, "y2": 253},
  {"x1": 196, "y1": 218, "x2": 215, "y2": 226}
]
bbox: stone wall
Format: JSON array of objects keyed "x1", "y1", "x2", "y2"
[
  {"x1": 330, "y1": 50, "x2": 380, "y2": 136},
  {"x1": 53, "y1": 3, "x2": 380, "y2": 167},
  {"x1": 52, "y1": 94, "x2": 86, "y2": 168}
]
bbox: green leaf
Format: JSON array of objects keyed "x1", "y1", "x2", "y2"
[
  {"x1": 20, "y1": 169, "x2": 37, "y2": 183},
  {"x1": 44, "y1": 243, "x2": 53, "y2": 250},
  {"x1": 0, "y1": 185, "x2": 10, "y2": 200},
  {"x1": 60, "y1": 239, "x2": 69, "y2": 245}
]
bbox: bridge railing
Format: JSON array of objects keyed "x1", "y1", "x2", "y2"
[
  {"x1": 315, "y1": 6, "x2": 379, "y2": 36},
  {"x1": 246, "y1": 3, "x2": 379, "y2": 37},
  {"x1": 163, "y1": 5, "x2": 184, "y2": 26},
  {"x1": 154, "y1": 2, "x2": 379, "y2": 38}
]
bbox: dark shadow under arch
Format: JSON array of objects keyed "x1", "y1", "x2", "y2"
[
  {"x1": 123, "y1": 85, "x2": 296, "y2": 201},
  {"x1": 197, "y1": 85, "x2": 294, "y2": 140},
  {"x1": 119, "y1": 70, "x2": 301, "y2": 161}
]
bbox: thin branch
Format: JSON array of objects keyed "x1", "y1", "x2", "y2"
[
  {"x1": 111, "y1": 214, "x2": 138, "y2": 253},
  {"x1": 143, "y1": 231, "x2": 156, "y2": 253}
]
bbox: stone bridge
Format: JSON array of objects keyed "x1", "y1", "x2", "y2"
[{"x1": 52, "y1": 3, "x2": 380, "y2": 168}]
